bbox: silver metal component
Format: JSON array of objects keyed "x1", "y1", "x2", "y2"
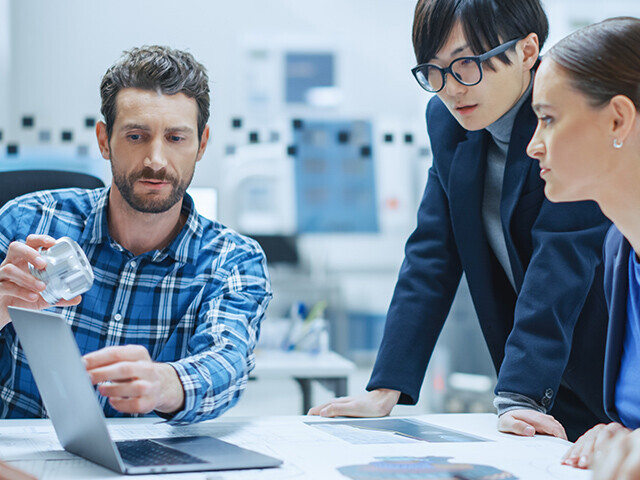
[{"x1": 29, "y1": 237, "x2": 94, "y2": 304}]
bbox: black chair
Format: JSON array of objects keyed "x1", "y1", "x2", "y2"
[
  {"x1": 249, "y1": 234, "x2": 299, "y2": 265},
  {"x1": 0, "y1": 169, "x2": 105, "y2": 209}
]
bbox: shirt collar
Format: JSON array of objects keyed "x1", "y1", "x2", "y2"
[
  {"x1": 165, "y1": 193, "x2": 203, "y2": 265},
  {"x1": 79, "y1": 187, "x2": 203, "y2": 265},
  {"x1": 78, "y1": 187, "x2": 110, "y2": 246}
]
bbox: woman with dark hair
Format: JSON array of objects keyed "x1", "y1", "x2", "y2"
[
  {"x1": 310, "y1": 0, "x2": 611, "y2": 442},
  {"x1": 526, "y1": 16, "x2": 640, "y2": 475}
]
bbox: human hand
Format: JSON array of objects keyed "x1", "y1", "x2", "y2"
[
  {"x1": 0, "y1": 459, "x2": 37, "y2": 480},
  {"x1": 592, "y1": 428, "x2": 640, "y2": 479},
  {"x1": 498, "y1": 409, "x2": 567, "y2": 440},
  {"x1": 84, "y1": 345, "x2": 184, "y2": 415},
  {"x1": 0, "y1": 235, "x2": 81, "y2": 328},
  {"x1": 562, "y1": 422, "x2": 628, "y2": 469},
  {"x1": 307, "y1": 388, "x2": 401, "y2": 417},
  {"x1": 562, "y1": 422, "x2": 629, "y2": 468}
]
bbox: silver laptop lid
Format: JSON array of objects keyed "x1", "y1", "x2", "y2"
[{"x1": 8, "y1": 306, "x2": 124, "y2": 473}]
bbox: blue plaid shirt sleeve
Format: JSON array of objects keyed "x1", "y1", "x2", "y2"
[
  {"x1": 0, "y1": 199, "x2": 23, "y2": 399},
  {"x1": 0, "y1": 188, "x2": 272, "y2": 422},
  {"x1": 167, "y1": 245, "x2": 271, "y2": 423}
]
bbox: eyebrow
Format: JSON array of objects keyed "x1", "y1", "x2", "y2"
[
  {"x1": 120, "y1": 123, "x2": 150, "y2": 132},
  {"x1": 531, "y1": 103, "x2": 554, "y2": 113},
  {"x1": 167, "y1": 126, "x2": 195, "y2": 134},
  {"x1": 119, "y1": 124, "x2": 195, "y2": 134},
  {"x1": 432, "y1": 44, "x2": 470, "y2": 61}
]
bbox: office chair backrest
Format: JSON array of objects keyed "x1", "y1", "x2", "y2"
[{"x1": 0, "y1": 169, "x2": 105, "y2": 209}]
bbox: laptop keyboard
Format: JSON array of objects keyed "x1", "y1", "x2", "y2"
[{"x1": 116, "y1": 439, "x2": 207, "y2": 466}]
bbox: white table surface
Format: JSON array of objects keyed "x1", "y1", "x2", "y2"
[{"x1": 0, "y1": 413, "x2": 591, "y2": 480}]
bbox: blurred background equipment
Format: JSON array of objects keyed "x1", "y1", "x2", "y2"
[{"x1": 1, "y1": 0, "x2": 637, "y2": 416}]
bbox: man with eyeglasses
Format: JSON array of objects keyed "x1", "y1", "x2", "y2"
[{"x1": 310, "y1": 0, "x2": 611, "y2": 442}]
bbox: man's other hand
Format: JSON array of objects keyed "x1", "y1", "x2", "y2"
[{"x1": 84, "y1": 345, "x2": 184, "y2": 415}]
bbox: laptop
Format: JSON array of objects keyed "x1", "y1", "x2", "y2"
[{"x1": 8, "y1": 306, "x2": 282, "y2": 475}]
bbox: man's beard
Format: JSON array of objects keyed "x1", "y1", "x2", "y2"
[{"x1": 112, "y1": 165, "x2": 194, "y2": 214}]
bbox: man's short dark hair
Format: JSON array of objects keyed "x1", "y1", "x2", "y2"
[
  {"x1": 100, "y1": 45, "x2": 210, "y2": 141},
  {"x1": 412, "y1": 0, "x2": 549, "y2": 68}
]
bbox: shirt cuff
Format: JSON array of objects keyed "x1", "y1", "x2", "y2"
[
  {"x1": 494, "y1": 391, "x2": 547, "y2": 416},
  {"x1": 157, "y1": 361, "x2": 200, "y2": 424}
]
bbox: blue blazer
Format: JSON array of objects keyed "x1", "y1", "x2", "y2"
[
  {"x1": 603, "y1": 226, "x2": 630, "y2": 423},
  {"x1": 368, "y1": 94, "x2": 610, "y2": 434}
]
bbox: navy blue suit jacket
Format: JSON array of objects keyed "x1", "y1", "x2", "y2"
[
  {"x1": 603, "y1": 226, "x2": 631, "y2": 423},
  {"x1": 368, "y1": 94, "x2": 610, "y2": 434}
]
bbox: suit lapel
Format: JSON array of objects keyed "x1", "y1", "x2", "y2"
[
  {"x1": 500, "y1": 101, "x2": 538, "y2": 286},
  {"x1": 604, "y1": 238, "x2": 631, "y2": 423},
  {"x1": 448, "y1": 129, "x2": 488, "y2": 252},
  {"x1": 448, "y1": 130, "x2": 515, "y2": 356}
]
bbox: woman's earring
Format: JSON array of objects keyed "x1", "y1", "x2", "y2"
[{"x1": 613, "y1": 139, "x2": 624, "y2": 149}]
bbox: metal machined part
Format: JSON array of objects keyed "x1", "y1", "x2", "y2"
[{"x1": 29, "y1": 237, "x2": 94, "y2": 304}]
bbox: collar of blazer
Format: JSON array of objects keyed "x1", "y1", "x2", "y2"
[{"x1": 603, "y1": 231, "x2": 630, "y2": 423}]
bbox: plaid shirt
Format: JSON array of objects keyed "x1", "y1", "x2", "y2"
[{"x1": 0, "y1": 187, "x2": 271, "y2": 423}]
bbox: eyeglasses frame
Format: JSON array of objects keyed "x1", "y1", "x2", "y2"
[{"x1": 411, "y1": 38, "x2": 522, "y2": 93}]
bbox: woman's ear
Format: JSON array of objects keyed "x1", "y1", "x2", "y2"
[
  {"x1": 520, "y1": 32, "x2": 540, "y2": 71},
  {"x1": 609, "y1": 95, "x2": 637, "y2": 145}
]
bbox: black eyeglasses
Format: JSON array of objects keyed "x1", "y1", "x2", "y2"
[{"x1": 411, "y1": 38, "x2": 521, "y2": 93}]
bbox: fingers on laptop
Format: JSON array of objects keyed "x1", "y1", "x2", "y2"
[
  {"x1": 102, "y1": 384, "x2": 158, "y2": 414},
  {"x1": 85, "y1": 345, "x2": 152, "y2": 371},
  {"x1": 84, "y1": 345, "x2": 160, "y2": 414}
]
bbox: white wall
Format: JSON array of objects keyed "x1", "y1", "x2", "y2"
[
  {"x1": 0, "y1": 0, "x2": 9, "y2": 141},
  {"x1": 4, "y1": 0, "x2": 425, "y2": 189},
  {"x1": 544, "y1": 0, "x2": 640, "y2": 49},
  {"x1": 4, "y1": 0, "x2": 639, "y2": 185},
  {"x1": 3, "y1": 0, "x2": 640, "y2": 345}
]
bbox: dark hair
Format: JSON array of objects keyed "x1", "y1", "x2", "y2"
[
  {"x1": 412, "y1": 0, "x2": 548, "y2": 68},
  {"x1": 547, "y1": 17, "x2": 640, "y2": 110},
  {"x1": 100, "y1": 45, "x2": 210, "y2": 141}
]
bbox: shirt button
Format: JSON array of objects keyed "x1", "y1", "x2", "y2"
[
  {"x1": 114, "y1": 313, "x2": 122, "y2": 321},
  {"x1": 130, "y1": 261, "x2": 137, "y2": 268}
]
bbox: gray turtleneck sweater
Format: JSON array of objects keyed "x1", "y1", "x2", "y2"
[
  {"x1": 481, "y1": 78, "x2": 549, "y2": 416},
  {"x1": 482, "y1": 78, "x2": 533, "y2": 290}
]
